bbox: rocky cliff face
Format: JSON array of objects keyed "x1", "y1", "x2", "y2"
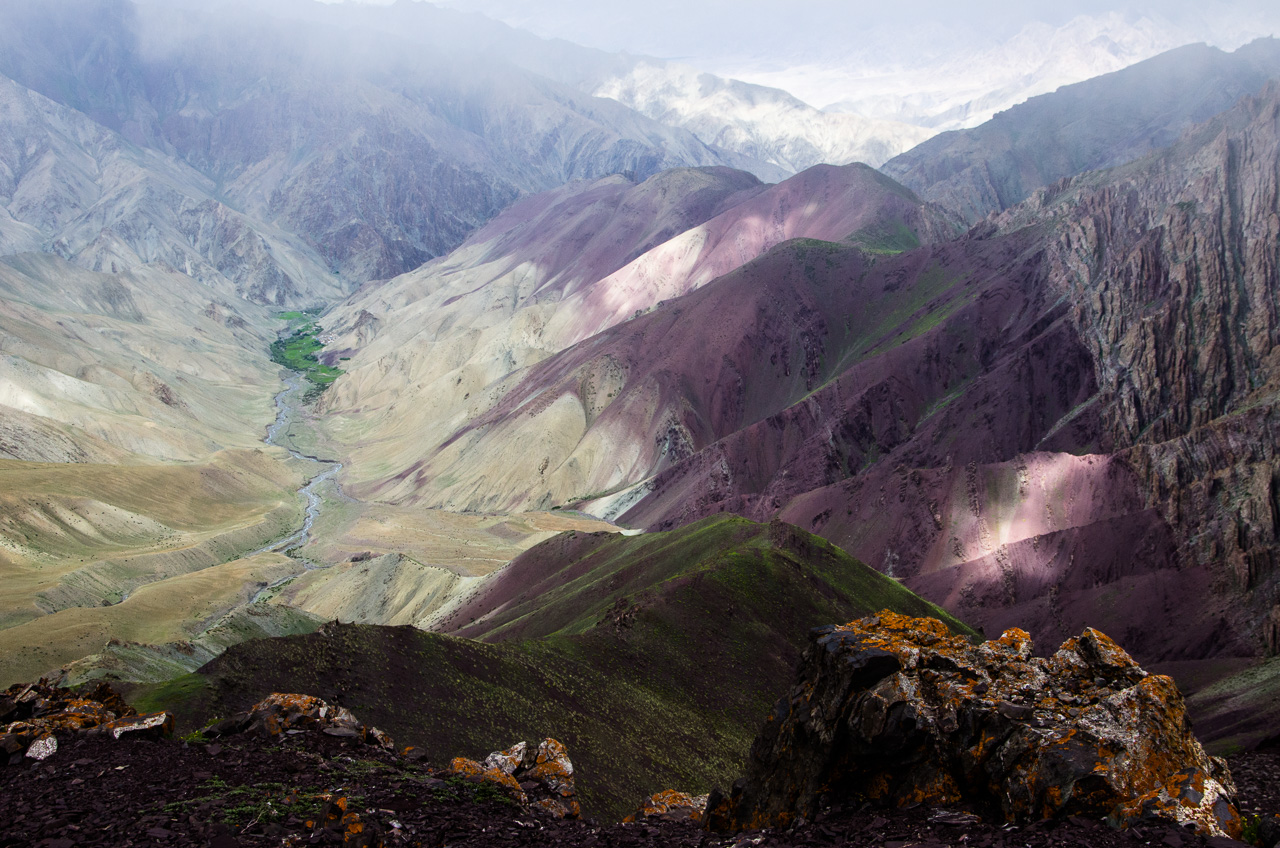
[
  {"x1": 0, "y1": 73, "x2": 339, "y2": 306},
  {"x1": 1003, "y1": 82, "x2": 1280, "y2": 660},
  {"x1": 604, "y1": 80, "x2": 1280, "y2": 666}
]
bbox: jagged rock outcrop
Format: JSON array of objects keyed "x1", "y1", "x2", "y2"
[
  {"x1": 446, "y1": 738, "x2": 581, "y2": 819},
  {"x1": 0, "y1": 679, "x2": 173, "y2": 765},
  {"x1": 706, "y1": 612, "x2": 1242, "y2": 839},
  {"x1": 996, "y1": 81, "x2": 1280, "y2": 652}
]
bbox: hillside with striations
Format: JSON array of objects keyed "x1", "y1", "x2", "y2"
[
  {"x1": 314, "y1": 162, "x2": 958, "y2": 508},
  {"x1": 310, "y1": 74, "x2": 1280, "y2": 709}
]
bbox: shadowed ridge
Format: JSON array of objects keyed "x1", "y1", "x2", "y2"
[{"x1": 182, "y1": 516, "x2": 972, "y2": 820}]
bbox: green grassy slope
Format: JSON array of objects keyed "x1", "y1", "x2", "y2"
[{"x1": 169, "y1": 517, "x2": 973, "y2": 820}]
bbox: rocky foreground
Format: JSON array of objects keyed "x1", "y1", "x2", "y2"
[
  {"x1": 2, "y1": 614, "x2": 1279, "y2": 848},
  {"x1": 2, "y1": 721, "x2": 1275, "y2": 848}
]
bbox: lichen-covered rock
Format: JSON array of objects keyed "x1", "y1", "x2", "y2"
[
  {"x1": 447, "y1": 755, "x2": 529, "y2": 804},
  {"x1": 95, "y1": 712, "x2": 175, "y2": 741},
  {"x1": 706, "y1": 611, "x2": 1242, "y2": 839},
  {"x1": 447, "y1": 738, "x2": 581, "y2": 819},
  {"x1": 206, "y1": 693, "x2": 394, "y2": 751},
  {"x1": 305, "y1": 794, "x2": 383, "y2": 847},
  {"x1": 625, "y1": 789, "x2": 709, "y2": 823},
  {"x1": 0, "y1": 679, "x2": 171, "y2": 764}
]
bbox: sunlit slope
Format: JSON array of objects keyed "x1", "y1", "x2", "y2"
[
  {"x1": 273, "y1": 500, "x2": 618, "y2": 629},
  {"x1": 0, "y1": 253, "x2": 282, "y2": 461},
  {"x1": 316, "y1": 163, "x2": 957, "y2": 506},
  {"x1": 315, "y1": 167, "x2": 767, "y2": 494},
  {"x1": 0, "y1": 548, "x2": 310, "y2": 688},
  {"x1": 0, "y1": 450, "x2": 304, "y2": 685},
  {"x1": 187, "y1": 516, "x2": 974, "y2": 820},
  {"x1": 0, "y1": 250, "x2": 311, "y2": 686}
]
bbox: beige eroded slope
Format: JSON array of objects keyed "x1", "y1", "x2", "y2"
[
  {"x1": 0, "y1": 253, "x2": 283, "y2": 461},
  {"x1": 0, "y1": 251, "x2": 316, "y2": 685},
  {"x1": 316, "y1": 164, "x2": 956, "y2": 508},
  {"x1": 0, "y1": 549, "x2": 304, "y2": 688},
  {"x1": 314, "y1": 167, "x2": 765, "y2": 496}
]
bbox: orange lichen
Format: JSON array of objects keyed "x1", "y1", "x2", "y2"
[
  {"x1": 447, "y1": 756, "x2": 528, "y2": 803},
  {"x1": 625, "y1": 789, "x2": 708, "y2": 823},
  {"x1": 713, "y1": 613, "x2": 1242, "y2": 839}
]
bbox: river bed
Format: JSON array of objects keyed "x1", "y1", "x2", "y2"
[{"x1": 247, "y1": 374, "x2": 345, "y2": 600}]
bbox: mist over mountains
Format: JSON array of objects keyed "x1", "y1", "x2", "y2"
[
  {"x1": 439, "y1": 0, "x2": 1280, "y2": 128},
  {"x1": 3, "y1": 2, "x2": 1280, "y2": 840},
  {"x1": 0, "y1": 0, "x2": 757, "y2": 304}
]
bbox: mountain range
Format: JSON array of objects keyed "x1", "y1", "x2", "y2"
[{"x1": 1, "y1": 1, "x2": 1279, "y2": 832}]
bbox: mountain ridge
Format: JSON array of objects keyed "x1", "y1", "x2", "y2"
[{"x1": 882, "y1": 37, "x2": 1280, "y2": 223}]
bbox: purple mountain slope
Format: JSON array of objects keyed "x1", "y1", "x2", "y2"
[
  {"x1": 318, "y1": 164, "x2": 958, "y2": 509},
  {"x1": 380, "y1": 85, "x2": 1280, "y2": 674},
  {"x1": 616, "y1": 84, "x2": 1280, "y2": 666}
]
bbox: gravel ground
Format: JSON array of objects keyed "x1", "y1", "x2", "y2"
[{"x1": 1, "y1": 731, "x2": 1274, "y2": 848}]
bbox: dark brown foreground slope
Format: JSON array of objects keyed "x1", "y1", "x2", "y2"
[{"x1": 1, "y1": 710, "x2": 1275, "y2": 847}]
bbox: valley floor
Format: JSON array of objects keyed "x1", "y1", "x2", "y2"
[{"x1": 0, "y1": 381, "x2": 614, "y2": 689}]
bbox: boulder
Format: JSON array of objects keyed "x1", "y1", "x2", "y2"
[
  {"x1": 306, "y1": 794, "x2": 382, "y2": 848},
  {"x1": 0, "y1": 679, "x2": 170, "y2": 764},
  {"x1": 206, "y1": 692, "x2": 394, "y2": 750},
  {"x1": 624, "y1": 789, "x2": 710, "y2": 823},
  {"x1": 446, "y1": 738, "x2": 581, "y2": 819},
  {"x1": 706, "y1": 611, "x2": 1242, "y2": 838},
  {"x1": 447, "y1": 754, "x2": 529, "y2": 803},
  {"x1": 95, "y1": 712, "x2": 175, "y2": 741}
]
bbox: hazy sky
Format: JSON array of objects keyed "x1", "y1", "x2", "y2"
[
  {"x1": 319, "y1": 0, "x2": 1280, "y2": 60},
  {"x1": 312, "y1": 0, "x2": 1280, "y2": 112}
]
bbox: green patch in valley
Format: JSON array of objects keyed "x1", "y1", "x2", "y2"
[{"x1": 270, "y1": 320, "x2": 343, "y2": 401}]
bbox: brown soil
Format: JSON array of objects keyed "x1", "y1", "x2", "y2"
[{"x1": 1, "y1": 728, "x2": 1272, "y2": 847}]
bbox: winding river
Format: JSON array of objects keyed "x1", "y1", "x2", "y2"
[{"x1": 246, "y1": 375, "x2": 346, "y2": 601}]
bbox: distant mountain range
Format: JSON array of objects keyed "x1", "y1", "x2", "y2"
[
  {"x1": 883, "y1": 38, "x2": 1280, "y2": 222},
  {"x1": 3, "y1": 0, "x2": 1280, "y2": 775},
  {"x1": 314, "y1": 40, "x2": 1280, "y2": 685},
  {"x1": 0, "y1": 0, "x2": 753, "y2": 304}
]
